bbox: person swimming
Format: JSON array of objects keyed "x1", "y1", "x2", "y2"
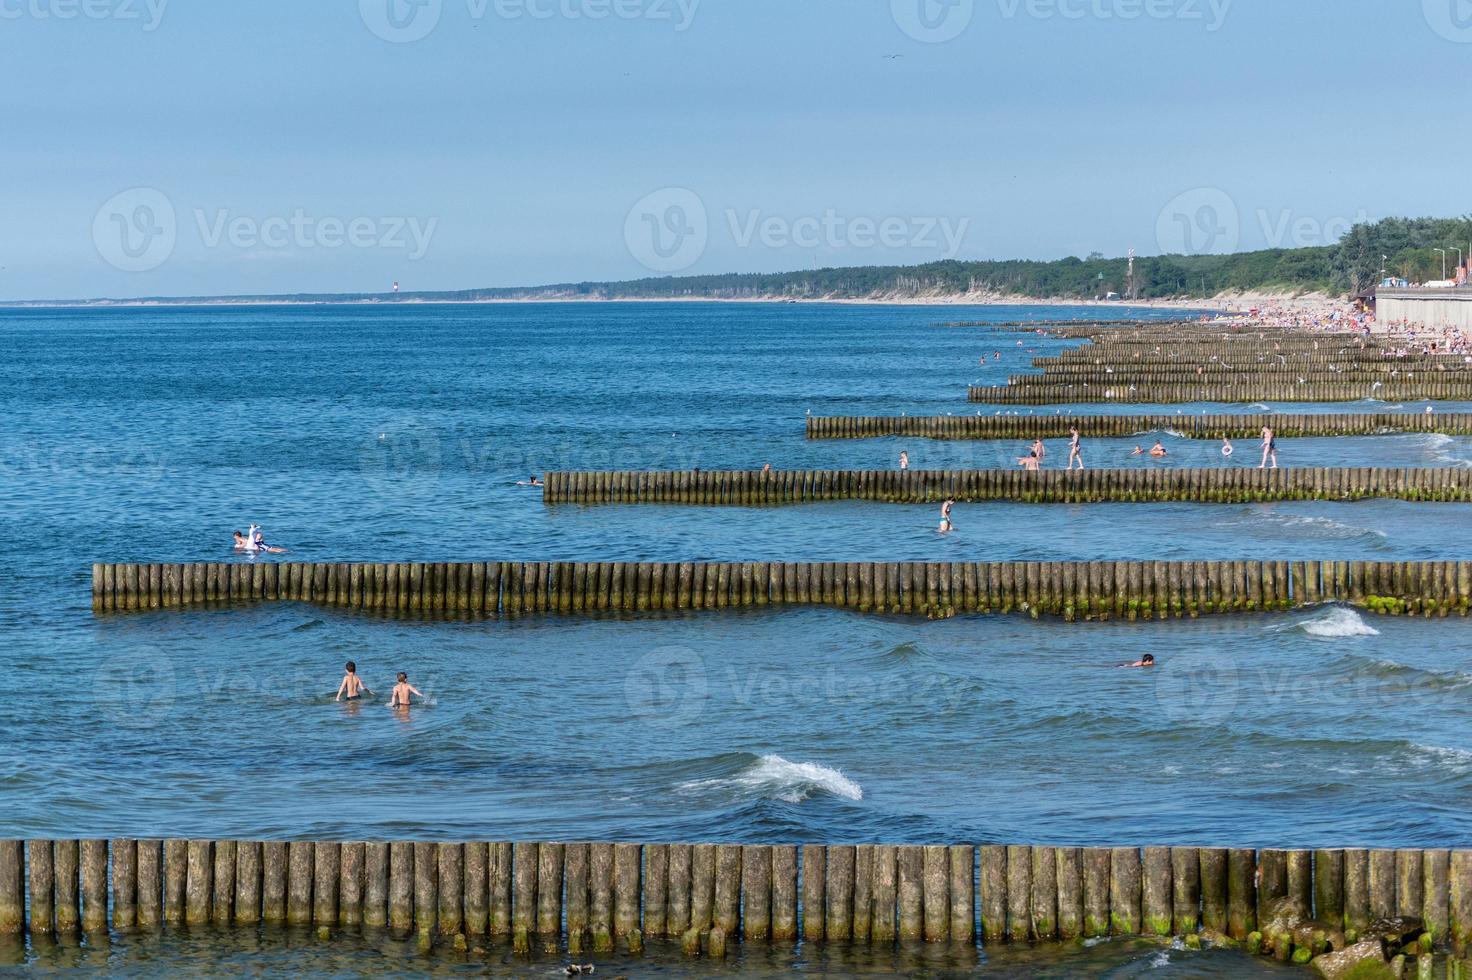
[
  {"x1": 516, "y1": 475, "x2": 544, "y2": 487},
  {"x1": 335, "y1": 661, "x2": 373, "y2": 702},
  {"x1": 1118, "y1": 654, "x2": 1155, "y2": 668},
  {"x1": 1017, "y1": 451, "x2": 1040, "y2": 471},
  {"x1": 1149, "y1": 441, "x2": 1167, "y2": 458},
  {"x1": 388, "y1": 672, "x2": 425, "y2": 709}
]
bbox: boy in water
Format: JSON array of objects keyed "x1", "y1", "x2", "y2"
[
  {"x1": 388, "y1": 672, "x2": 425, "y2": 709},
  {"x1": 898, "y1": 451, "x2": 909, "y2": 471},
  {"x1": 1017, "y1": 451, "x2": 1041, "y2": 472},
  {"x1": 335, "y1": 661, "x2": 373, "y2": 702},
  {"x1": 1149, "y1": 440, "x2": 1167, "y2": 458},
  {"x1": 1118, "y1": 654, "x2": 1156, "y2": 669},
  {"x1": 938, "y1": 498, "x2": 955, "y2": 533}
]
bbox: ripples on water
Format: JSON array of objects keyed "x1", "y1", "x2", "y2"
[
  {"x1": 1, "y1": 306, "x2": 1469, "y2": 856},
  {"x1": 0, "y1": 930, "x2": 1291, "y2": 977}
]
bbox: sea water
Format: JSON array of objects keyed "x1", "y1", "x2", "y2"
[{"x1": 2, "y1": 302, "x2": 1468, "y2": 974}]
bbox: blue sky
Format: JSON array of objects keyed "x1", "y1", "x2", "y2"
[{"x1": 2, "y1": 0, "x2": 1469, "y2": 299}]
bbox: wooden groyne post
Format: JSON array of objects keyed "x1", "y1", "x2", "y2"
[
  {"x1": 0, "y1": 838, "x2": 1467, "y2": 970},
  {"x1": 92, "y1": 559, "x2": 1472, "y2": 623}
]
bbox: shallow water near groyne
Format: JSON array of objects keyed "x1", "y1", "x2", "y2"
[
  {"x1": 2, "y1": 303, "x2": 1470, "y2": 973},
  {"x1": 0, "y1": 928, "x2": 1293, "y2": 976}
]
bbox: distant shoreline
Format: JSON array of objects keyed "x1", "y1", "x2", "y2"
[{"x1": 0, "y1": 292, "x2": 1275, "y2": 312}]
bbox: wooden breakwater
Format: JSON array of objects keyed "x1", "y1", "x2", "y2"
[
  {"x1": 541, "y1": 467, "x2": 1472, "y2": 507},
  {"x1": 92, "y1": 559, "x2": 1472, "y2": 620},
  {"x1": 806, "y1": 412, "x2": 1472, "y2": 440},
  {"x1": 3, "y1": 839, "x2": 1468, "y2": 962},
  {"x1": 968, "y1": 378, "x2": 1472, "y2": 404},
  {"x1": 961, "y1": 325, "x2": 1472, "y2": 403}
]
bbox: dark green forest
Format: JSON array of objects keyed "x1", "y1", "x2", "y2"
[{"x1": 389, "y1": 216, "x2": 1472, "y2": 303}]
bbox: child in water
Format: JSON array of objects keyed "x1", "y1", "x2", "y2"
[
  {"x1": 1118, "y1": 655, "x2": 1156, "y2": 669},
  {"x1": 335, "y1": 661, "x2": 373, "y2": 701},
  {"x1": 388, "y1": 672, "x2": 425, "y2": 709}
]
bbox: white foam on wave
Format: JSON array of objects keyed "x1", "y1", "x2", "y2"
[
  {"x1": 1411, "y1": 744, "x2": 1472, "y2": 771},
  {"x1": 1298, "y1": 607, "x2": 1380, "y2": 638},
  {"x1": 679, "y1": 754, "x2": 864, "y2": 804},
  {"x1": 1223, "y1": 511, "x2": 1387, "y2": 542}
]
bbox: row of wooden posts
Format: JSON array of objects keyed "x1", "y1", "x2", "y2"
[
  {"x1": 92, "y1": 559, "x2": 1472, "y2": 620},
  {"x1": 2, "y1": 840, "x2": 1468, "y2": 955},
  {"x1": 1022, "y1": 366, "x2": 1468, "y2": 380},
  {"x1": 805, "y1": 411, "x2": 1472, "y2": 440},
  {"x1": 967, "y1": 381, "x2": 1472, "y2": 404},
  {"x1": 542, "y1": 467, "x2": 1472, "y2": 506}
]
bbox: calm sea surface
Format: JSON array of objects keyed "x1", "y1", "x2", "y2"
[{"x1": 2, "y1": 302, "x2": 1468, "y2": 974}]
